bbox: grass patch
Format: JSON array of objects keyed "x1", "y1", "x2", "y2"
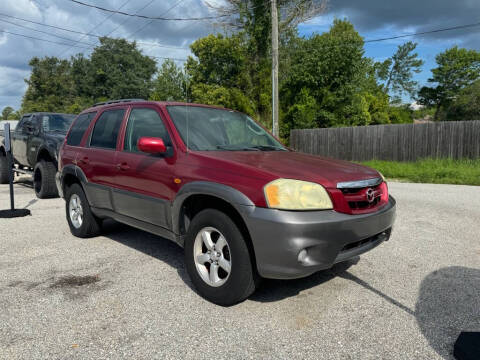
[{"x1": 361, "y1": 158, "x2": 480, "y2": 186}]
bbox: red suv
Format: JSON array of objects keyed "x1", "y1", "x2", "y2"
[{"x1": 57, "y1": 99, "x2": 396, "y2": 305}]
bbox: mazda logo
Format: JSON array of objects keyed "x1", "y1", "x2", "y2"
[{"x1": 366, "y1": 188, "x2": 375, "y2": 203}]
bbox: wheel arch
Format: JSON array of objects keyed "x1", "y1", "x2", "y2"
[
  {"x1": 61, "y1": 165, "x2": 88, "y2": 197},
  {"x1": 172, "y1": 182, "x2": 257, "y2": 272},
  {"x1": 36, "y1": 146, "x2": 55, "y2": 167}
]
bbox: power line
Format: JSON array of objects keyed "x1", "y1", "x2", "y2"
[
  {"x1": 0, "y1": 29, "x2": 187, "y2": 63},
  {"x1": 67, "y1": 0, "x2": 227, "y2": 21},
  {"x1": 127, "y1": 0, "x2": 187, "y2": 38},
  {"x1": 103, "y1": 0, "x2": 158, "y2": 38},
  {"x1": 0, "y1": 12, "x2": 189, "y2": 50},
  {"x1": 364, "y1": 21, "x2": 480, "y2": 43},
  {"x1": 58, "y1": 0, "x2": 133, "y2": 57},
  {"x1": 0, "y1": 18, "x2": 96, "y2": 46},
  {"x1": 0, "y1": 29, "x2": 90, "y2": 48}
]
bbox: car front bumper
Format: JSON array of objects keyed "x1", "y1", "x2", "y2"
[{"x1": 242, "y1": 196, "x2": 396, "y2": 279}]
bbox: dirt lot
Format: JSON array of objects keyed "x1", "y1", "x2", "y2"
[{"x1": 0, "y1": 180, "x2": 479, "y2": 359}]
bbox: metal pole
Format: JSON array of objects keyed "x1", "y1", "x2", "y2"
[
  {"x1": 271, "y1": 0, "x2": 279, "y2": 137},
  {"x1": 8, "y1": 150, "x2": 14, "y2": 210}
]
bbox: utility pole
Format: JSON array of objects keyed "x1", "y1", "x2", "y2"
[{"x1": 271, "y1": 0, "x2": 279, "y2": 137}]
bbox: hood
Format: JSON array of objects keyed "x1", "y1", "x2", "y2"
[{"x1": 193, "y1": 150, "x2": 380, "y2": 189}]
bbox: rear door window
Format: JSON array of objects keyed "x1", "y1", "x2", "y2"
[
  {"x1": 90, "y1": 109, "x2": 125, "y2": 149},
  {"x1": 66, "y1": 112, "x2": 97, "y2": 146}
]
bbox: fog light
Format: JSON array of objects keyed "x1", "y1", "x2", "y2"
[{"x1": 298, "y1": 249, "x2": 308, "y2": 263}]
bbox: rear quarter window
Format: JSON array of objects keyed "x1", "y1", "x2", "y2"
[{"x1": 66, "y1": 112, "x2": 97, "y2": 146}]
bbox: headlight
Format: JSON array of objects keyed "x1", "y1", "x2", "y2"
[{"x1": 264, "y1": 179, "x2": 333, "y2": 210}]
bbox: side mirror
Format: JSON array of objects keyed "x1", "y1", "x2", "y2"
[
  {"x1": 23, "y1": 121, "x2": 34, "y2": 134},
  {"x1": 137, "y1": 137, "x2": 167, "y2": 154}
]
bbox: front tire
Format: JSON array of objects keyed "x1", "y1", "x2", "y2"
[
  {"x1": 34, "y1": 160, "x2": 58, "y2": 198},
  {"x1": 184, "y1": 209, "x2": 257, "y2": 306},
  {"x1": 0, "y1": 153, "x2": 9, "y2": 184},
  {"x1": 65, "y1": 183, "x2": 102, "y2": 238}
]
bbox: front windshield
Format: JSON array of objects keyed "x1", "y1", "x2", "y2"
[
  {"x1": 42, "y1": 114, "x2": 76, "y2": 133},
  {"x1": 167, "y1": 106, "x2": 286, "y2": 151}
]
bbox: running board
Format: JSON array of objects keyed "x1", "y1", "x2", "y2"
[{"x1": 13, "y1": 168, "x2": 33, "y2": 176}]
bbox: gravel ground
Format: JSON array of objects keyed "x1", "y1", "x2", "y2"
[{"x1": 0, "y1": 180, "x2": 479, "y2": 360}]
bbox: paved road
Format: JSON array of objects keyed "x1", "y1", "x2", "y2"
[{"x1": 0, "y1": 180, "x2": 479, "y2": 359}]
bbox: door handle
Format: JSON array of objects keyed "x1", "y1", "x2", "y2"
[
  {"x1": 116, "y1": 163, "x2": 130, "y2": 171},
  {"x1": 79, "y1": 157, "x2": 89, "y2": 165}
]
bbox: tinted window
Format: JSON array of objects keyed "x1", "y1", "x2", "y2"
[
  {"x1": 42, "y1": 114, "x2": 75, "y2": 133},
  {"x1": 90, "y1": 109, "x2": 125, "y2": 149},
  {"x1": 66, "y1": 112, "x2": 97, "y2": 146},
  {"x1": 16, "y1": 115, "x2": 31, "y2": 132},
  {"x1": 124, "y1": 108, "x2": 170, "y2": 152}
]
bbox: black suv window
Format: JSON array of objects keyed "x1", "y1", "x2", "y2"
[
  {"x1": 16, "y1": 115, "x2": 31, "y2": 132},
  {"x1": 66, "y1": 112, "x2": 97, "y2": 146},
  {"x1": 124, "y1": 108, "x2": 170, "y2": 152},
  {"x1": 90, "y1": 109, "x2": 125, "y2": 149}
]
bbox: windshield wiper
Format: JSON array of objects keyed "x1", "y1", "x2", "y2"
[
  {"x1": 247, "y1": 145, "x2": 286, "y2": 151},
  {"x1": 216, "y1": 145, "x2": 260, "y2": 151}
]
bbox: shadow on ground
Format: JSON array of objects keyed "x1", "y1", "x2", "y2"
[
  {"x1": 101, "y1": 221, "x2": 480, "y2": 359},
  {"x1": 415, "y1": 266, "x2": 480, "y2": 359},
  {"x1": 101, "y1": 220, "x2": 192, "y2": 289}
]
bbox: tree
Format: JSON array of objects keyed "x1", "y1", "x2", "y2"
[
  {"x1": 444, "y1": 79, "x2": 480, "y2": 120},
  {"x1": 186, "y1": 33, "x2": 257, "y2": 117},
  {"x1": 280, "y1": 19, "x2": 390, "y2": 135},
  {"x1": 21, "y1": 57, "x2": 75, "y2": 113},
  {"x1": 151, "y1": 59, "x2": 188, "y2": 102},
  {"x1": 86, "y1": 37, "x2": 156, "y2": 101},
  {"x1": 376, "y1": 41, "x2": 424, "y2": 100},
  {"x1": 418, "y1": 46, "x2": 480, "y2": 118},
  {"x1": 2, "y1": 106, "x2": 14, "y2": 120}
]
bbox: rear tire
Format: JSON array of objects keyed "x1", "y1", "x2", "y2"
[
  {"x1": 0, "y1": 153, "x2": 9, "y2": 184},
  {"x1": 34, "y1": 160, "x2": 58, "y2": 198},
  {"x1": 65, "y1": 183, "x2": 102, "y2": 238},
  {"x1": 184, "y1": 209, "x2": 257, "y2": 306}
]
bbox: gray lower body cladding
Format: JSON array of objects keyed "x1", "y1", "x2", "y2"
[{"x1": 242, "y1": 197, "x2": 396, "y2": 279}]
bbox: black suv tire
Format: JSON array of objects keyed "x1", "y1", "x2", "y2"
[
  {"x1": 33, "y1": 161, "x2": 58, "y2": 198},
  {"x1": 65, "y1": 183, "x2": 102, "y2": 238},
  {"x1": 0, "y1": 153, "x2": 9, "y2": 184},
  {"x1": 184, "y1": 209, "x2": 258, "y2": 306}
]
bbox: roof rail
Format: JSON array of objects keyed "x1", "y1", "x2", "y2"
[{"x1": 93, "y1": 98, "x2": 146, "y2": 107}]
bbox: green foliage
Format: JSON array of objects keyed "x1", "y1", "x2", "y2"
[
  {"x1": 418, "y1": 46, "x2": 480, "y2": 117},
  {"x1": 2, "y1": 106, "x2": 14, "y2": 120},
  {"x1": 281, "y1": 19, "x2": 391, "y2": 132},
  {"x1": 150, "y1": 59, "x2": 188, "y2": 102},
  {"x1": 387, "y1": 105, "x2": 413, "y2": 124},
  {"x1": 87, "y1": 38, "x2": 156, "y2": 100},
  {"x1": 376, "y1": 41, "x2": 424, "y2": 99},
  {"x1": 21, "y1": 38, "x2": 156, "y2": 113},
  {"x1": 362, "y1": 158, "x2": 480, "y2": 186},
  {"x1": 443, "y1": 79, "x2": 480, "y2": 121},
  {"x1": 22, "y1": 57, "x2": 76, "y2": 113},
  {"x1": 190, "y1": 83, "x2": 256, "y2": 115}
]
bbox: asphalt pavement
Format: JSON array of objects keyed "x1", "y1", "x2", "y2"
[{"x1": 0, "y1": 179, "x2": 479, "y2": 359}]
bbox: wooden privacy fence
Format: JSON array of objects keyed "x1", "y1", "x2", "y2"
[{"x1": 290, "y1": 120, "x2": 480, "y2": 161}]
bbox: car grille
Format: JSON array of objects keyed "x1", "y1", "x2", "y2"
[
  {"x1": 341, "y1": 184, "x2": 383, "y2": 211},
  {"x1": 328, "y1": 179, "x2": 389, "y2": 215}
]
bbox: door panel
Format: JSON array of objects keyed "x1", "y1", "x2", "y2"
[
  {"x1": 12, "y1": 116, "x2": 30, "y2": 165},
  {"x1": 113, "y1": 106, "x2": 176, "y2": 229},
  {"x1": 78, "y1": 147, "x2": 117, "y2": 210},
  {"x1": 78, "y1": 108, "x2": 126, "y2": 210}
]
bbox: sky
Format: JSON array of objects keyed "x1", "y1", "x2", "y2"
[{"x1": 0, "y1": 0, "x2": 479, "y2": 112}]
